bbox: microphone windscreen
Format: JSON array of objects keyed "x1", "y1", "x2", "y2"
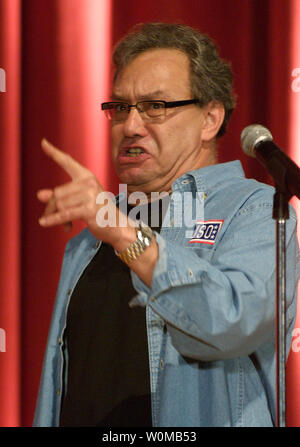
[{"x1": 240, "y1": 124, "x2": 273, "y2": 157}]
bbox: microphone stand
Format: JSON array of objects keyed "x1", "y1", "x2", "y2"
[
  {"x1": 253, "y1": 139, "x2": 299, "y2": 427},
  {"x1": 273, "y1": 187, "x2": 291, "y2": 428},
  {"x1": 241, "y1": 129, "x2": 300, "y2": 427}
]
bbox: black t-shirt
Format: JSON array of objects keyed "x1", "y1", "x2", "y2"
[{"x1": 59, "y1": 200, "x2": 165, "y2": 427}]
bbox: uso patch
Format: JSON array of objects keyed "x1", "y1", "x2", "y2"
[{"x1": 189, "y1": 220, "x2": 224, "y2": 245}]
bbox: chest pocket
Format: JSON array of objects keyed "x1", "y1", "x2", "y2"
[
  {"x1": 160, "y1": 225, "x2": 216, "y2": 262},
  {"x1": 189, "y1": 244, "x2": 215, "y2": 262}
]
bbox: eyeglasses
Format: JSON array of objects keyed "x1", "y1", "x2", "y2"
[{"x1": 101, "y1": 99, "x2": 200, "y2": 122}]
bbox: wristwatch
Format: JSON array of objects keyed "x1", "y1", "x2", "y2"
[{"x1": 115, "y1": 222, "x2": 153, "y2": 265}]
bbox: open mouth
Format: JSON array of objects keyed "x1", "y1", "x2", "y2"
[
  {"x1": 123, "y1": 147, "x2": 145, "y2": 157},
  {"x1": 117, "y1": 146, "x2": 151, "y2": 165}
]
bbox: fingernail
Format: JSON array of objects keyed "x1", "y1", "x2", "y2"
[
  {"x1": 41, "y1": 138, "x2": 50, "y2": 146},
  {"x1": 39, "y1": 217, "x2": 46, "y2": 225}
]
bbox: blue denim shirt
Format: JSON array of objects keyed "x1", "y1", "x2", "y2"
[{"x1": 34, "y1": 161, "x2": 299, "y2": 427}]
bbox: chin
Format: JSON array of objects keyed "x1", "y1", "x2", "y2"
[
  {"x1": 120, "y1": 176, "x2": 149, "y2": 188},
  {"x1": 117, "y1": 168, "x2": 150, "y2": 187}
]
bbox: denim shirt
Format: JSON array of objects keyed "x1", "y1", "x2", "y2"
[{"x1": 34, "y1": 161, "x2": 299, "y2": 427}]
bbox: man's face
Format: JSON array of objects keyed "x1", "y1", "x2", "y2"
[{"x1": 111, "y1": 48, "x2": 214, "y2": 194}]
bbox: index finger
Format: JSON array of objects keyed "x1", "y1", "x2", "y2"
[{"x1": 41, "y1": 138, "x2": 90, "y2": 180}]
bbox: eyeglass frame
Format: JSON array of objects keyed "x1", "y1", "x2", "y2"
[{"x1": 101, "y1": 99, "x2": 201, "y2": 121}]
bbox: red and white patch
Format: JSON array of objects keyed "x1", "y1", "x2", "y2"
[{"x1": 189, "y1": 220, "x2": 224, "y2": 245}]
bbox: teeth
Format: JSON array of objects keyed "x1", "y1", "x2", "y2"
[{"x1": 127, "y1": 148, "x2": 144, "y2": 154}]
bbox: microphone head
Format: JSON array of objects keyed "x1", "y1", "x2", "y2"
[{"x1": 241, "y1": 124, "x2": 273, "y2": 157}]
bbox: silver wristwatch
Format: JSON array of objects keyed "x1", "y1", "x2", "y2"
[{"x1": 115, "y1": 222, "x2": 153, "y2": 265}]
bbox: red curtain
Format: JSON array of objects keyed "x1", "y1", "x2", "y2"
[
  {"x1": 0, "y1": 0, "x2": 299, "y2": 427},
  {"x1": 0, "y1": 0, "x2": 21, "y2": 427}
]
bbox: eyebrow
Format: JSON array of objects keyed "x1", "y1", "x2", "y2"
[{"x1": 110, "y1": 90, "x2": 168, "y2": 101}]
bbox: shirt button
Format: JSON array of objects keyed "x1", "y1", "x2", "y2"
[
  {"x1": 94, "y1": 241, "x2": 100, "y2": 249},
  {"x1": 160, "y1": 359, "x2": 164, "y2": 369},
  {"x1": 188, "y1": 269, "x2": 194, "y2": 278},
  {"x1": 56, "y1": 388, "x2": 61, "y2": 396},
  {"x1": 181, "y1": 180, "x2": 190, "y2": 185},
  {"x1": 203, "y1": 193, "x2": 207, "y2": 199},
  {"x1": 58, "y1": 338, "x2": 62, "y2": 345},
  {"x1": 67, "y1": 288, "x2": 72, "y2": 296},
  {"x1": 151, "y1": 296, "x2": 156, "y2": 302}
]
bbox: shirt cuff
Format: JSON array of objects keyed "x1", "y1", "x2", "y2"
[{"x1": 129, "y1": 232, "x2": 202, "y2": 307}]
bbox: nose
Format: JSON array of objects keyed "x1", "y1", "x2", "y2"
[{"x1": 122, "y1": 107, "x2": 148, "y2": 138}]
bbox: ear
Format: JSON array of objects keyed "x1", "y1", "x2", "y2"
[{"x1": 201, "y1": 101, "x2": 225, "y2": 141}]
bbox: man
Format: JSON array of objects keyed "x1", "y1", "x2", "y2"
[{"x1": 34, "y1": 23, "x2": 299, "y2": 427}]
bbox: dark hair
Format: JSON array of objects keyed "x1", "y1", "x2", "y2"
[{"x1": 113, "y1": 23, "x2": 236, "y2": 137}]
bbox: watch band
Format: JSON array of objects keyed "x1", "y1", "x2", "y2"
[{"x1": 115, "y1": 222, "x2": 153, "y2": 265}]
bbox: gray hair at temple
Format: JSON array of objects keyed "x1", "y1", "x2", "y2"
[{"x1": 113, "y1": 22, "x2": 236, "y2": 138}]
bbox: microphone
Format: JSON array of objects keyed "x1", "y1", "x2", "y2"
[{"x1": 241, "y1": 124, "x2": 300, "y2": 199}]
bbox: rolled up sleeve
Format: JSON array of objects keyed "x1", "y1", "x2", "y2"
[{"x1": 131, "y1": 202, "x2": 299, "y2": 361}]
